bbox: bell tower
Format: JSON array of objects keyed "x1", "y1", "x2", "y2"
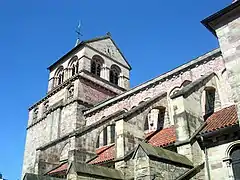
[{"x1": 22, "y1": 33, "x2": 131, "y2": 177}]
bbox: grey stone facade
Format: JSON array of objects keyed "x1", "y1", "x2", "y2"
[{"x1": 22, "y1": 1, "x2": 240, "y2": 180}]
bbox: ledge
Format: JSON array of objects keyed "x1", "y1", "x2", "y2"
[{"x1": 37, "y1": 110, "x2": 125, "y2": 150}]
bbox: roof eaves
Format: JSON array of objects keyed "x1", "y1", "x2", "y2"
[
  {"x1": 201, "y1": 1, "x2": 240, "y2": 37},
  {"x1": 108, "y1": 37, "x2": 132, "y2": 70},
  {"x1": 47, "y1": 41, "x2": 85, "y2": 71},
  {"x1": 47, "y1": 34, "x2": 111, "y2": 71},
  {"x1": 198, "y1": 123, "x2": 239, "y2": 138}
]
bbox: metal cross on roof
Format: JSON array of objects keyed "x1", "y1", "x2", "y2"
[{"x1": 75, "y1": 21, "x2": 83, "y2": 46}]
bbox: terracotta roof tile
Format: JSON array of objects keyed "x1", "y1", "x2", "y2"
[
  {"x1": 47, "y1": 162, "x2": 68, "y2": 175},
  {"x1": 200, "y1": 105, "x2": 238, "y2": 134},
  {"x1": 88, "y1": 144, "x2": 115, "y2": 165},
  {"x1": 147, "y1": 126, "x2": 176, "y2": 147}
]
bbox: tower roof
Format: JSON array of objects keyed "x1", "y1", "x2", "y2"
[{"x1": 47, "y1": 34, "x2": 131, "y2": 71}]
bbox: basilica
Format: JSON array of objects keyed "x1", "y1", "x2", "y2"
[{"x1": 22, "y1": 1, "x2": 240, "y2": 179}]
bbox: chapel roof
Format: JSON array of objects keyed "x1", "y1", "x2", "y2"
[
  {"x1": 46, "y1": 162, "x2": 68, "y2": 176},
  {"x1": 200, "y1": 105, "x2": 238, "y2": 134},
  {"x1": 146, "y1": 126, "x2": 176, "y2": 147},
  {"x1": 88, "y1": 144, "x2": 115, "y2": 165}
]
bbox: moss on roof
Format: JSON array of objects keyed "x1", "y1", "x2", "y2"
[
  {"x1": 71, "y1": 162, "x2": 124, "y2": 179},
  {"x1": 23, "y1": 173, "x2": 65, "y2": 180},
  {"x1": 136, "y1": 142, "x2": 193, "y2": 168}
]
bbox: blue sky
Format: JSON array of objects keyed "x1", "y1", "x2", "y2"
[{"x1": 0, "y1": 0, "x2": 230, "y2": 179}]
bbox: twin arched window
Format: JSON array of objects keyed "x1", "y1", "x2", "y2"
[
  {"x1": 91, "y1": 55, "x2": 104, "y2": 77},
  {"x1": 144, "y1": 107, "x2": 166, "y2": 132},
  {"x1": 110, "y1": 65, "x2": 121, "y2": 85},
  {"x1": 96, "y1": 125, "x2": 115, "y2": 148}
]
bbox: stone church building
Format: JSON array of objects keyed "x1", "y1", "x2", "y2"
[{"x1": 22, "y1": 1, "x2": 240, "y2": 179}]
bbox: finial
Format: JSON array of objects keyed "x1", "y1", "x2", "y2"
[
  {"x1": 106, "y1": 32, "x2": 111, "y2": 37},
  {"x1": 75, "y1": 21, "x2": 83, "y2": 46}
]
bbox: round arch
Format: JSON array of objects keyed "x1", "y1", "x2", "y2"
[{"x1": 67, "y1": 55, "x2": 78, "y2": 67}]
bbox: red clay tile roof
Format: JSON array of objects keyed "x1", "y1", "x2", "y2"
[
  {"x1": 200, "y1": 105, "x2": 238, "y2": 134},
  {"x1": 88, "y1": 144, "x2": 115, "y2": 165},
  {"x1": 147, "y1": 126, "x2": 176, "y2": 147},
  {"x1": 47, "y1": 162, "x2": 68, "y2": 175}
]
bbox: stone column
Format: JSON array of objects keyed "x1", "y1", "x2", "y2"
[
  {"x1": 119, "y1": 73, "x2": 125, "y2": 88},
  {"x1": 64, "y1": 68, "x2": 68, "y2": 81},
  {"x1": 149, "y1": 109, "x2": 159, "y2": 131},
  {"x1": 101, "y1": 64, "x2": 110, "y2": 81},
  {"x1": 107, "y1": 125, "x2": 112, "y2": 144},
  {"x1": 172, "y1": 96, "x2": 190, "y2": 141},
  {"x1": 115, "y1": 119, "x2": 144, "y2": 179},
  {"x1": 99, "y1": 131, "x2": 104, "y2": 147},
  {"x1": 172, "y1": 96, "x2": 192, "y2": 161}
]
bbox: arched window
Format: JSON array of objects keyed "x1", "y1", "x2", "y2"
[
  {"x1": 58, "y1": 72, "x2": 64, "y2": 85},
  {"x1": 68, "y1": 56, "x2": 79, "y2": 77},
  {"x1": 33, "y1": 107, "x2": 38, "y2": 122},
  {"x1": 110, "y1": 65, "x2": 121, "y2": 85},
  {"x1": 91, "y1": 55, "x2": 104, "y2": 77},
  {"x1": 203, "y1": 87, "x2": 216, "y2": 119},
  {"x1": 96, "y1": 125, "x2": 115, "y2": 148},
  {"x1": 230, "y1": 146, "x2": 240, "y2": 179},
  {"x1": 144, "y1": 107, "x2": 166, "y2": 132},
  {"x1": 55, "y1": 66, "x2": 64, "y2": 86}
]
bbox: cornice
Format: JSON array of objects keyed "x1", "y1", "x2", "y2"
[{"x1": 29, "y1": 70, "x2": 125, "y2": 111}]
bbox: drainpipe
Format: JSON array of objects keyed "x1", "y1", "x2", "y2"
[{"x1": 201, "y1": 136, "x2": 211, "y2": 180}]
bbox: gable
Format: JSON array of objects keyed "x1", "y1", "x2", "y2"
[{"x1": 86, "y1": 37, "x2": 131, "y2": 69}]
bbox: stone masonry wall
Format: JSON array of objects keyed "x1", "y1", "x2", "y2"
[
  {"x1": 134, "y1": 146, "x2": 189, "y2": 180},
  {"x1": 85, "y1": 54, "x2": 229, "y2": 128},
  {"x1": 215, "y1": 7, "x2": 240, "y2": 120}
]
